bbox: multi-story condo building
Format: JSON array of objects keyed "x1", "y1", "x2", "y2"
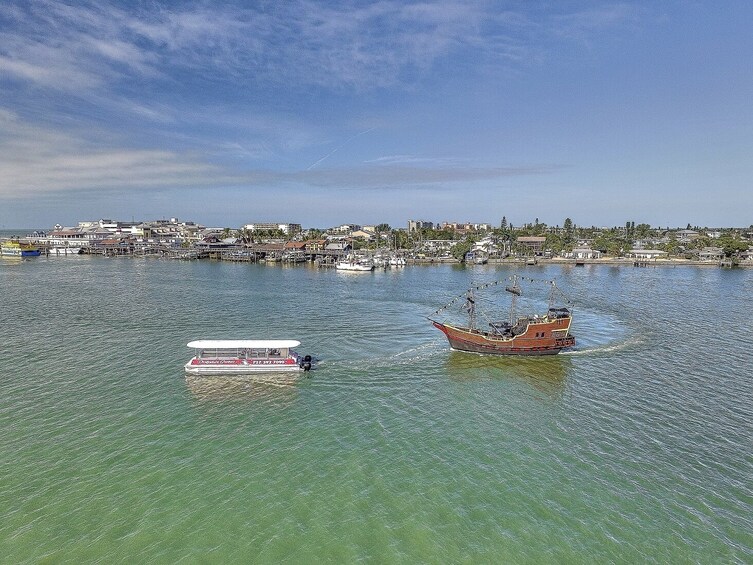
[
  {"x1": 408, "y1": 220, "x2": 434, "y2": 232},
  {"x1": 242, "y1": 223, "x2": 302, "y2": 235}
]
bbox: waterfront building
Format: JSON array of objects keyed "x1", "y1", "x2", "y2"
[
  {"x1": 284, "y1": 241, "x2": 307, "y2": 251},
  {"x1": 472, "y1": 236, "x2": 500, "y2": 256},
  {"x1": 41, "y1": 225, "x2": 110, "y2": 250},
  {"x1": 46, "y1": 218, "x2": 205, "y2": 249},
  {"x1": 194, "y1": 236, "x2": 237, "y2": 251},
  {"x1": 325, "y1": 241, "x2": 351, "y2": 253},
  {"x1": 82, "y1": 219, "x2": 138, "y2": 233},
  {"x1": 697, "y1": 247, "x2": 725, "y2": 261},
  {"x1": 304, "y1": 239, "x2": 326, "y2": 252},
  {"x1": 569, "y1": 248, "x2": 602, "y2": 260},
  {"x1": 516, "y1": 236, "x2": 547, "y2": 254},
  {"x1": 628, "y1": 249, "x2": 668, "y2": 260}
]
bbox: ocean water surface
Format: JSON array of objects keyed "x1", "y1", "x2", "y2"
[{"x1": 1, "y1": 256, "x2": 751, "y2": 562}]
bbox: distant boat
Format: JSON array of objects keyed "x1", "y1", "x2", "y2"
[
  {"x1": 371, "y1": 254, "x2": 389, "y2": 269},
  {"x1": 49, "y1": 245, "x2": 81, "y2": 256},
  {"x1": 428, "y1": 275, "x2": 575, "y2": 356},
  {"x1": 185, "y1": 340, "x2": 313, "y2": 375},
  {"x1": 336, "y1": 255, "x2": 374, "y2": 271},
  {"x1": 1, "y1": 239, "x2": 41, "y2": 257}
]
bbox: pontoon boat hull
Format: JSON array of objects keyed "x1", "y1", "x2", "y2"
[{"x1": 184, "y1": 359, "x2": 306, "y2": 375}]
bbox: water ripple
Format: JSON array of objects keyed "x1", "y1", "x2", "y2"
[{"x1": 1, "y1": 261, "x2": 751, "y2": 562}]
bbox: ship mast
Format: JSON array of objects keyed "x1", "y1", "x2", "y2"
[
  {"x1": 465, "y1": 289, "x2": 476, "y2": 330},
  {"x1": 548, "y1": 281, "x2": 555, "y2": 310},
  {"x1": 505, "y1": 274, "x2": 521, "y2": 325}
]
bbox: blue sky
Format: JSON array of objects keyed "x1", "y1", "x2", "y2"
[{"x1": 1, "y1": 1, "x2": 752, "y2": 229}]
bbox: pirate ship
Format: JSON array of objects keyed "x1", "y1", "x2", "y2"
[{"x1": 429, "y1": 275, "x2": 575, "y2": 356}]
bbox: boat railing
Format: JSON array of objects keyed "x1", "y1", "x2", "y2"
[{"x1": 197, "y1": 347, "x2": 291, "y2": 360}]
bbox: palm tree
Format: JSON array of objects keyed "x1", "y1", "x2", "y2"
[{"x1": 238, "y1": 227, "x2": 253, "y2": 245}]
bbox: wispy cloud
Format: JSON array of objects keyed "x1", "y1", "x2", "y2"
[
  {"x1": 0, "y1": 110, "x2": 222, "y2": 196},
  {"x1": 0, "y1": 109, "x2": 555, "y2": 198},
  {"x1": 551, "y1": 4, "x2": 643, "y2": 40},
  {"x1": 0, "y1": 1, "x2": 640, "y2": 95},
  {"x1": 366, "y1": 155, "x2": 464, "y2": 166},
  {"x1": 290, "y1": 163, "x2": 556, "y2": 189},
  {"x1": 0, "y1": 0, "x2": 638, "y2": 216},
  {"x1": 0, "y1": 1, "x2": 157, "y2": 92}
]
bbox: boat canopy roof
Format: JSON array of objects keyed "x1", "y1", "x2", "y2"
[{"x1": 187, "y1": 340, "x2": 300, "y2": 349}]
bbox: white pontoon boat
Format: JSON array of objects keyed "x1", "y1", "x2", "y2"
[{"x1": 185, "y1": 340, "x2": 312, "y2": 375}]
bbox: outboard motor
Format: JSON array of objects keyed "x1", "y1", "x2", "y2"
[{"x1": 302, "y1": 354, "x2": 312, "y2": 372}]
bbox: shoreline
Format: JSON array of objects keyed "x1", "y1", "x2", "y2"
[
  {"x1": 408, "y1": 257, "x2": 752, "y2": 267},
  {"x1": 2, "y1": 239, "x2": 749, "y2": 268}
]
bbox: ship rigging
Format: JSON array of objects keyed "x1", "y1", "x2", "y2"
[{"x1": 428, "y1": 275, "x2": 576, "y2": 356}]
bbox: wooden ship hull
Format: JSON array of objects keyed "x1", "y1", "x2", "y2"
[
  {"x1": 429, "y1": 275, "x2": 576, "y2": 356},
  {"x1": 432, "y1": 318, "x2": 575, "y2": 356}
]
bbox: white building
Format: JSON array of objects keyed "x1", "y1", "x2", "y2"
[
  {"x1": 76, "y1": 219, "x2": 137, "y2": 233},
  {"x1": 569, "y1": 248, "x2": 602, "y2": 260},
  {"x1": 472, "y1": 236, "x2": 499, "y2": 255},
  {"x1": 242, "y1": 223, "x2": 301, "y2": 235},
  {"x1": 330, "y1": 224, "x2": 361, "y2": 234},
  {"x1": 698, "y1": 247, "x2": 724, "y2": 261},
  {"x1": 420, "y1": 240, "x2": 458, "y2": 252},
  {"x1": 628, "y1": 249, "x2": 668, "y2": 260}
]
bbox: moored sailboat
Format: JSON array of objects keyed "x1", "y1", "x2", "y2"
[{"x1": 336, "y1": 254, "x2": 375, "y2": 271}]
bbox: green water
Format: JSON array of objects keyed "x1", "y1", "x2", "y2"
[{"x1": 1, "y1": 257, "x2": 751, "y2": 563}]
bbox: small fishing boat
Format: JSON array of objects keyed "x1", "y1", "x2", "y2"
[
  {"x1": 428, "y1": 275, "x2": 575, "y2": 356},
  {"x1": 185, "y1": 340, "x2": 313, "y2": 375}
]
